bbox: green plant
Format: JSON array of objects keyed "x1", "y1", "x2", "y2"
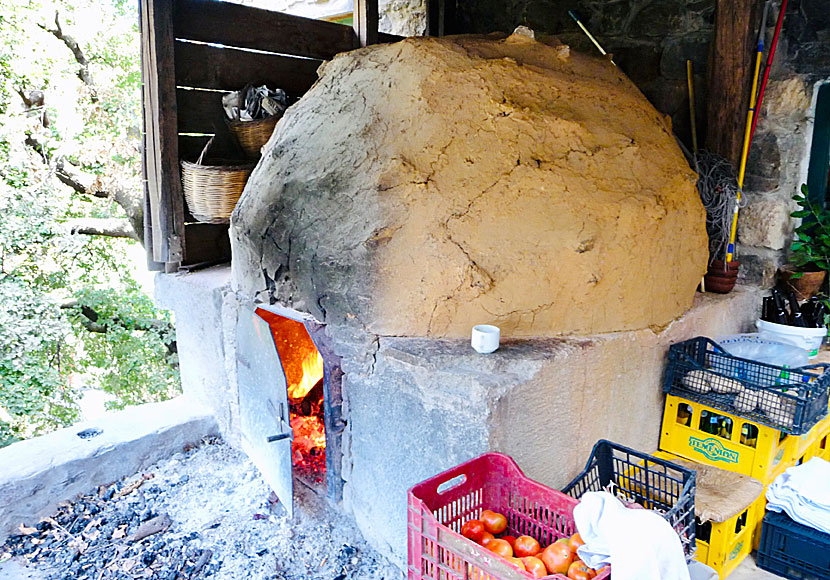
[{"x1": 789, "y1": 184, "x2": 830, "y2": 276}]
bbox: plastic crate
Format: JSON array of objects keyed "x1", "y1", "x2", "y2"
[
  {"x1": 664, "y1": 337, "x2": 829, "y2": 435},
  {"x1": 805, "y1": 413, "x2": 830, "y2": 462},
  {"x1": 653, "y1": 451, "x2": 756, "y2": 579},
  {"x1": 407, "y1": 453, "x2": 610, "y2": 580},
  {"x1": 561, "y1": 440, "x2": 696, "y2": 561},
  {"x1": 661, "y1": 394, "x2": 796, "y2": 484},
  {"x1": 757, "y1": 511, "x2": 830, "y2": 580}
]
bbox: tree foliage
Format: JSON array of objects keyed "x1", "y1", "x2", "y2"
[{"x1": 0, "y1": 0, "x2": 180, "y2": 446}]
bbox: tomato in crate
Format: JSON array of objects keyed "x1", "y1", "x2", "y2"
[{"x1": 407, "y1": 453, "x2": 609, "y2": 580}]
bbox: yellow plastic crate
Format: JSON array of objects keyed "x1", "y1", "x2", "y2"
[
  {"x1": 787, "y1": 409, "x2": 830, "y2": 463},
  {"x1": 661, "y1": 395, "x2": 792, "y2": 485},
  {"x1": 808, "y1": 413, "x2": 830, "y2": 461},
  {"x1": 654, "y1": 451, "x2": 757, "y2": 579},
  {"x1": 748, "y1": 458, "x2": 789, "y2": 551}
]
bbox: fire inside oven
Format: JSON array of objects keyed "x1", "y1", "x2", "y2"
[
  {"x1": 265, "y1": 314, "x2": 326, "y2": 481},
  {"x1": 239, "y1": 305, "x2": 345, "y2": 515}
]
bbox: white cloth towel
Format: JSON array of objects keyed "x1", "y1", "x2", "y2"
[
  {"x1": 766, "y1": 457, "x2": 830, "y2": 533},
  {"x1": 573, "y1": 491, "x2": 691, "y2": 580}
]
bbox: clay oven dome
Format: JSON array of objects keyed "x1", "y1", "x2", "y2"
[{"x1": 231, "y1": 33, "x2": 708, "y2": 338}]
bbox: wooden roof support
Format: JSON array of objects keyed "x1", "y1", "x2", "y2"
[
  {"x1": 354, "y1": 0, "x2": 378, "y2": 47},
  {"x1": 705, "y1": 0, "x2": 762, "y2": 166}
]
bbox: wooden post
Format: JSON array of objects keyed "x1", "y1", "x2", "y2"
[
  {"x1": 426, "y1": 0, "x2": 444, "y2": 36},
  {"x1": 141, "y1": 0, "x2": 184, "y2": 265},
  {"x1": 353, "y1": 0, "x2": 378, "y2": 47},
  {"x1": 705, "y1": 0, "x2": 762, "y2": 166}
]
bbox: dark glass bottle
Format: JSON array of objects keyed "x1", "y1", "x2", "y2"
[
  {"x1": 771, "y1": 288, "x2": 789, "y2": 325},
  {"x1": 788, "y1": 292, "x2": 807, "y2": 327},
  {"x1": 762, "y1": 296, "x2": 774, "y2": 322}
]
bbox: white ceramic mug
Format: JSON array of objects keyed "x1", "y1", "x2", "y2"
[{"x1": 471, "y1": 325, "x2": 500, "y2": 354}]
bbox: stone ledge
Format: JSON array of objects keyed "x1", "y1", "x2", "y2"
[
  {"x1": 154, "y1": 265, "x2": 231, "y2": 312},
  {"x1": 0, "y1": 397, "x2": 217, "y2": 541}
]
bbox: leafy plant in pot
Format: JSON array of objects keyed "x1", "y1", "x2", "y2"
[{"x1": 781, "y1": 184, "x2": 830, "y2": 300}]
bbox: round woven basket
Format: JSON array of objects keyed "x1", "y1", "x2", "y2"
[
  {"x1": 228, "y1": 114, "x2": 281, "y2": 159},
  {"x1": 181, "y1": 159, "x2": 256, "y2": 224}
]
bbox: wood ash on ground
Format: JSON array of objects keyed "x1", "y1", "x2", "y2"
[{"x1": 0, "y1": 437, "x2": 402, "y2": 580}]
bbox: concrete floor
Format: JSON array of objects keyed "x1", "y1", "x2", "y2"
[{"x1": 730, "y1": 554, "x2": 783, "y2": 580}]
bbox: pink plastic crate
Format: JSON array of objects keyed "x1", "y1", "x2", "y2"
[{"x1": 407, "y1": 453, "x2": 611, "y2": 580}]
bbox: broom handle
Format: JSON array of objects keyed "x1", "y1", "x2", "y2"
[
  {"x1": 726, "y1": 1, "x2": 769, "y2": 263},
  {"x1": 750, "y1": 0, "x2": 788, "y2": 144},
  {"x1": 568, "y1": 10, "x2": 616, "y2": 66}
]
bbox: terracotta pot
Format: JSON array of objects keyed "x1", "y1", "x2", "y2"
[
  {"x1": 703, "y1": 260, "x2": 740, "y2": 294},
  {"x1": 778, "y1": 265, "x2": 826, "y2": 301}
]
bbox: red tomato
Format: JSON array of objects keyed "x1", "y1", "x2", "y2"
[
  {"x1": 501, "y1": 535, "x2": 517, "y2": 549},
  {"x1": 520, "y1": 556, "x2": 548, "y2": 578},
  {"x1": 487, "y1": 539, "x2": 514, "y2": 558},
  {"x1": 568, "y1": 560, "x2": 593, "y2": 580},
  {"x1": 568, "y1": 533, "x2": 585, "y2": 553},
  {"x1": 513, "y1": 536, "x2": 541, "y2": 557},
  {"x1": 540, "y1": 542, "x2": 574, "y2": 576},
  {"x1": 480, "y1": 510, "x2": 508, "y2": 534},
  {"x1": 461, "y1": 519, "x2": 486, "y2": 543},
  {"x1": 507, "y1": 557, "x2": 526, "y2": 571},
  {"x1": 479, "y1": 531, "x2": 495, "y2": 546}
]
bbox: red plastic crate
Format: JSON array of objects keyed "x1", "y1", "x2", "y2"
[{"x1": 407, "y1": 453, "x2": 611, "y2": 580}]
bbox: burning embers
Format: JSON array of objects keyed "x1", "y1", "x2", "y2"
[
  {"x1": 261, "y1": 313, "x2": 327, "y2": 480},
  {"x1": 288, "y1": 348, "x2": 326, "y2": 470}
]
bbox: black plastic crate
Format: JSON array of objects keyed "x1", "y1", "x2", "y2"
[
  {"x1": 664, "y1": 337, "x2": 830, "y2": 435},
  {"x1": 562, "y1": 439, "x2": 697, "y2": 561},
  {"x1": 758, "y1": 510, "x2": 830, "y2": 580}
]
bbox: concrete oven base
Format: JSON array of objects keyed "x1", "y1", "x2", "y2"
[{"x1": 155, "y1": 266, "x2": 762, "y2": 566}]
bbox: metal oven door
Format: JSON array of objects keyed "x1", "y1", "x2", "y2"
[{"x1": 236, "y1": 306, "x2": 294, "y2": 517}]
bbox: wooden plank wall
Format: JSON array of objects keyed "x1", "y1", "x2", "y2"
[{"x1": 142, "y1": 0, "x2": 399, "y2": 267}]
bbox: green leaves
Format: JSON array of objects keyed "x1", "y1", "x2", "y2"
[
  {"x1": 789, "y1": 184, "x2": 830, "y2": 274},
  {"x1": 0, "y1": 0, "x2": 179, "y2": 447}
]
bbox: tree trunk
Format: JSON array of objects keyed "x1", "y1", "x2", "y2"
[{"x1": 706, "y1": 0, "x2": 762, "y2": 166}]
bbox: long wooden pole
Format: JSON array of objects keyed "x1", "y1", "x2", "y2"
[
  {"x1": 749, "y1": 0, "x2": 788, "y2": 144},
  {"x1": 726, "y1": 1, "x2": 769, "y2": 263}
]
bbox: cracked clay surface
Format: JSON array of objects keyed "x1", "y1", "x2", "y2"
[{"x1": 231, "y1": 32, "x2": 708, "y2": 338}]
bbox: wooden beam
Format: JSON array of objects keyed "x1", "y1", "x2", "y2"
[
  {"x1": 174, "y1": 41, "x2": 322, "y2": 94},
  {"x1": 353, "y1": 0, "x2": 378, "y2": 47},
  {"x1": 705, "y1": 0, "x2": 762, "y2": 166},
  {"x1": 174, "y1": 0, "x2": 356, "y2": 60},
  {"x1": 426, "y1": 0, "x2": 444, "y2": 36},
  {"x1": 141, "y1": 0, "x2": 184, "y2": 264}
]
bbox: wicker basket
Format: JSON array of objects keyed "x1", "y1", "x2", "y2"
[
  {"x1": 228, "y1": 114, "x2": 281, "y2": 159},
  {"x1": 181, "y1": 157, "x2": 255, "y2": 224}
]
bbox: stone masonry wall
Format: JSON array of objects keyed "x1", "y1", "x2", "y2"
[
  {"x1": 454, "y1": 0, "x2": 830, "y2": 287},
  {"x1": 738, "y1": 0, "x2": 830, "y2": 285}
]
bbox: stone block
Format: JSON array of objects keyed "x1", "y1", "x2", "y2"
[
  {"x1": 379, "y1": 0, "x2": 426, "y2": 36},
  {"x1": 660, "y1": 33, "x2": 711, "y2": 80},
  {"x1": 0, "y1": 397, "x2": 217, "y2": 541},
  {"x1": 341, "y1": 286, "x2": 762, "y2": 565},
  {"x1": 735, "y1": 247, "x2": 785, "y2": 288},
  {"x1": 745, "y1": 132, "x2": 782, "y2": 193},
  {"x1": 580, "y1": 0, "x2": 633, "y2": 36},
  {"x1": 738, "y1": 195, "x2": 792, "y2": 250},
  {"x1": 628, "y1": 0, "x2": 687, "y2": 38},
  {"x1": 761, "y1": 78, "x2": 811, "y2": 119},
  {"x1": 155, "y1": 267, "x2": 240, "y2": 445}
]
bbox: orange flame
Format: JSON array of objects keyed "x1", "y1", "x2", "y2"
[{"x1": 288, "y1": 349, "x2": 323, "y2": 400}]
